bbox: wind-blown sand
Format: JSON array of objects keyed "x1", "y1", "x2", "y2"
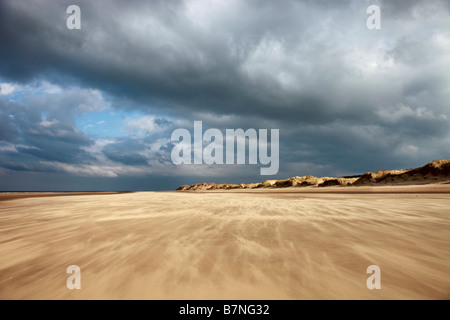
[{"x1": 1, "y1": 185, "x2": 449, "y2": 299}]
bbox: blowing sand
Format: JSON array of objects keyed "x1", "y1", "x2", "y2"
[{"x1": 0, "y1": 185, "x2": 449, "y2": 299}]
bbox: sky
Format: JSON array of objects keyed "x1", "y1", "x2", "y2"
[{"x1": 0, "y1": 0, "x2": 449, "y2": 191}]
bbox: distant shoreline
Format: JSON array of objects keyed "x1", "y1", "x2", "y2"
[
  {"x1": 1, "y1": 184, "x2": 450, "y2": 202},
  {"x1": 0, "y1": 192, "x2": 133, "y2": 202}
]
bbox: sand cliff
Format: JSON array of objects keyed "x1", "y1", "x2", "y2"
[{"x1": 177, "y1": 159, "x2": 450, "y2": 191}]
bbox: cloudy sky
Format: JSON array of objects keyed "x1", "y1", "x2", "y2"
[{"x1": 0, "y1": 0, "x2": 449, "y2": 191}]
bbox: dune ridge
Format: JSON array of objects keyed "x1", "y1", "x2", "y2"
[{"x1": 177, "y1": 159, "x2": 450, "y2": 191}]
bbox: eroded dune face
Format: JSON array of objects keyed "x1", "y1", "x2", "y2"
[
  {"x1": 1, "y1": 189, "x2": 449, "y2": 300},
  {"x1": 353, "y1": 160, "x2": 450, "y2": 186},
  {"x1": 178, "y1": 159, "x2": 450, "y2": 191}
]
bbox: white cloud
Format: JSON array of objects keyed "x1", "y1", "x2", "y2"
[
  {"x1": 37, "y1": 81, "x2": 62, "y2": 94},
  {"x1": 124, "y1": 115, "x2": 161, "y2": 136},
  {"x1": 40, "y1": 161, "x2": 150, "y2": 178},
  {"x1": 0, "y1": 143, "x2": 18, "y2": 152},
  {"x1": 76, "y1": 89, "x2": 110, "y2": 112},
  {"x1": 376, "y1": 103, "x2": 448, "y2": 123},
  {"x1": 39, "y1": 119, "x2": 59, "y2": 127},
  {"x1": 43, "y1": 162, "x2": 119, "y2": 177},
  {"x1": 0, "y1": 83, "x2": 19, "y2": 95},
  {"x1": 82, "y1": 139, "x2": 116, "y2": 162}
]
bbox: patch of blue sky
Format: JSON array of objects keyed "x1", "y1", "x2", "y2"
[
  {"x1": 74, "y1": 108, "x2": 172, "y2": 139},
  {"x1": 75, "y1": 109, "x2": 130, "y2": 138}
]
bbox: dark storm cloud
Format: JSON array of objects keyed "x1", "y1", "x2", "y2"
[
  {"x1": 0, "y1": 0, "x2": 449, "y2": 189},
  {"x1": 102, "y1": 139, "x2": 149, "y2": 166},
  {"x1": 0, "y1": 0, "x2": 447, "y2": 122},
  {"x1": 378, "y1": 0, "x2": 450, "y2": 17},
  {"x1": 0, "y1": 0, "x2": 376, "y2": 121}
]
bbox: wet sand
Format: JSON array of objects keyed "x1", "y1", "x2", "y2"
[{"x1": 0, "y1": 185, "x2": 449, "y2": 299}]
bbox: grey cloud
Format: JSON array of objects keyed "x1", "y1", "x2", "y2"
[
  {"x1": 102, "y1": 139, "x2": 149, "y2": 166},
  {"x1": 1, "y1": 0, "x2": 448, "y2": 124},
  {"x1": 378, "y1": 0, "x2": 450, "y2": 18},
  {"x1": 0, "y1": 89, "x2": 94, "y2": 169}
]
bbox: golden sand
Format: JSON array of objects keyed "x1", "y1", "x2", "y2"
[{"x1": 0, "y1": 185, "x2": 449, "y2": 299}]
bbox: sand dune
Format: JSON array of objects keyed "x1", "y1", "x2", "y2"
[
  {"x1": 1, "y1": 185, "x2": 449, "y2": 299},
  {"x1": 179, "y1": 159, "x2": 450, "y2": 191}
]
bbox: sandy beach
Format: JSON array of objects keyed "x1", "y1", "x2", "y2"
[{"x1": 0, "y1": 185, "x2": 449, "y2": 300}]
